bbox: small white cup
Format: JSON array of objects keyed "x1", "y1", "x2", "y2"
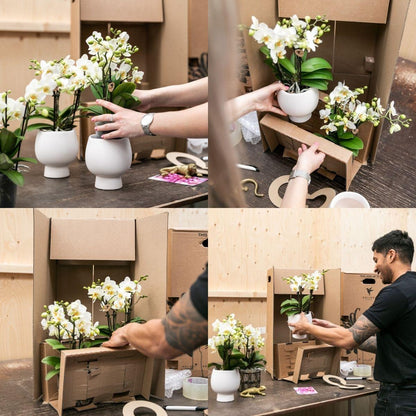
[{"x1": 329, "y1": 192, "x2": 370, "y2": 208}]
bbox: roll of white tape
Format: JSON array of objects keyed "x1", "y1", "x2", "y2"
[
  {"x1": 123, "y1": 400, "x2": 167, "y2": 416},
  {"x1": 182, "y1": 377, "x2": 208, "y2": 401},
  {"x1": 353, "y1": 364, "x2": 372, "y2": 377}
]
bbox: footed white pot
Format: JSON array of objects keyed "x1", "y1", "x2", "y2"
[
  {"x1": 288, "y1": 312, "x2": 312, "y2": 340},
  {"x1": 85, "y1": 135, "x2": 132, "y2": 190},
  {"x1": 35, "y1": 129, "x2": 78, "y2": 178},
  {"x1": 329, "y1": 191, "x2": 370, "y2": 208},
  {"x1": 210, "y1": 368, "x2": 240, "y2": 402},
  {"x1": 278, "y1": 88, "x2": 319, "y2": 123}
]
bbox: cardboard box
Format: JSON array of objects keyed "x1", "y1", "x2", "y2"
[
  {"x1": 79, "y1": 0, "x2": 164, "y2": 23},
  {"x1": 278, "y1": 0, "x2": 390, "y2": 24},
  {"x1": 167, "y1": 229, "x2": 208, "y2": 298},
  {"x1": 33, "y1": 210, "x2": 169, "y2": 410},
  {"x1": 167, "y1": 345, "x2": 208, "y2": 378},
  {"x1": 239, "y1": 0, "x2": 410, "y2": 170},
  {"x1": 189, "y1": 0, "x2": 208, "y2": 58},
  {"x1": 266, "y1": 268, "x2": 342, "y2": 379},
  {"x1": 340, "y1": 273, "x2": 384, "y2": 366}
]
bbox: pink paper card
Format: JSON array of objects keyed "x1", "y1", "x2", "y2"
[
  {"x1": 293, "y1": 387, "x2": 318, "y2": 395},
  {"x1": 149, "y1": 173, "x2": 208, "y2": 186}
]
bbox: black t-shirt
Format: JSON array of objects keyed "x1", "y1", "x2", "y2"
[
  {"x1": 363, "y1": 271, "x2": 416, "y2": 384},
  {"x1": 189, "y1": 265, "x2": 208, "y2": 321}
]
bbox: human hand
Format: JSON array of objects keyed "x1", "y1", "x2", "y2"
[
  {"x1": 294, "y1": 142, "x2": 326, "y2": 174},
  {"x1": 312, "y1": 318, "x2": 338, "y2": 329},
  {"x1": 250, "y1": 82, "x2": 289, "y2": 116},
  {"x1": 133, "y1": 89, "x2": 156, "y2": 112},
  {"x1": 290, "y1": 313, "x2": 311, "y2": 335},
  {"x1": 102, "y1": 326, "x2": 129, "y2": 348},
  {"x1": 91, "y1": 99, "x2": 144, "y2": 139}
]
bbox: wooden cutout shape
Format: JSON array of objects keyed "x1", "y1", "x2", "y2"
[
  {"x1": 323, "y1": 375, "x2": 365, "y2": 390},
  {"x1": 268, "y1": 175, "x2": 337, "y2": 208},
  {"x1": 123, "y1": 400, "x2": 168, "y2": 416},
  {"x1": 166, "y1": 152, "x2": 208, "y2": 175},
  {"x1": 283, "y1": 344, "x2": 341, "y2": 384}
]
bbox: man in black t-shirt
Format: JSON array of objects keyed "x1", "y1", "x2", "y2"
[
  {"x1": 103, "y1": 266, "x2": 208, "y2": 359},
  {"x1": 291, "y1": 230, "x2": 416, "y2": 416}
]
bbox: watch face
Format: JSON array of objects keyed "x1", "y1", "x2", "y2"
[{"x1": 142, "y1": 114, "x2": 152, "y2": 125}]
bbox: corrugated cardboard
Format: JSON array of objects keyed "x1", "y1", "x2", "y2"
[
  {"x1": 80, "y1": 0, "x2": 164, "y2": 23},
  {"x1": 167, "y1": 229, "x2": 208, "y2": 298},
  {"x1": 278, "y1": 0, "x2": 390, "y2": 24},
  {"x1": 189, "y1": 0, "x2": 208, "y2": 58},
  {"x1": 266, "y1": 268, "x2": 342, "y2": 379},
  {"x1": 240, "y1": 0, "x2": 410, "y2": 166},
  {"x1": 33, "y1": 210, "x2": 168, "y2": 408},
  {"x1": 167, "y1": 345, "x2": 208, "y2": 378}
]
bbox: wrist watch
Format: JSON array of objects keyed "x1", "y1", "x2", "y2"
[
  {"x1": 289, "y1": 169, "x2": 311, "y2": 185},
  {"x1": 140, "y1": 113, "x2": 155, "y2": 136}
]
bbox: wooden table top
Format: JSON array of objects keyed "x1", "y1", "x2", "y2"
[
  {"x1": 0, "y1": 359, "x2": 207, "y2": 416},
  {"x1": 15, "y1": 136, "x2": 208, "y2": 208},
  {"x1": 209, "y1": 372, "x2": 379, "y2": 416}
]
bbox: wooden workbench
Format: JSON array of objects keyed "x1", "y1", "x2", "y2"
[
  {"x1": 0, "y1": 359, "x2": 207, "y2": 416},
  {"x1": 209, "y1": 373, "x2": 378, "y2": 416},
  {"x1": 15, "y1": 136, "x2": 208, "y2": 208}
]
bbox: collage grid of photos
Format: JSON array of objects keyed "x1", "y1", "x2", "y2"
[{"x1": 1, "y1": 1, "x2": 416, "y2": 416}]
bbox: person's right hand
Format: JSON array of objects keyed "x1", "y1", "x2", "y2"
[
  {"x1": 133, "y1": 89, "x2": 157, "y2": 112},
  {"x1": 294, "y1": 142, "x2": 326, "y2": 174},
  {"x1": 249, "y1": 82, "x2": 289, "y2": 116},
  {"x1": 312, "y1": 318, "x2": 338, "y2": 329}
]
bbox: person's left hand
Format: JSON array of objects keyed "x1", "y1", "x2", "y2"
[
  {"x1": 290, "y1": 312, "x2": 311, "y2": 335},
  {"x1": 91, "y1": 99, "x2": 145, "y2": 139},
  {"x1": 102, "y1": 326, "x2": 129, "y2": 348},
  {"x1": 250, "y1": 82, "x2": 289, "y2": 116}
]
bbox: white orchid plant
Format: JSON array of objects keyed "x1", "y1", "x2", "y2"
[
  {"x1": 84, "y1": 28, "x2": 144, "y2": 116},
  {"x1": 41, "y1": 300, "x2": 101, "y2": 381},
  {"x1": 280, "y1": 270, "x2": 326, "y2": 316},
  {"x1": 0, "y1": 91, "x2": 39, "y2": 186},
  {"x1": 248, "y1": 15, "x2": 332, "y2": 93},
  {"x1": 208, "y1": 314, "x2": 265, "y2": 370},
  {"x1": 28, "y1": 55, "x2": 94, "y2": 131},
  {"x1": 85, "y1": 275, "x2": 147, "y2": 335},
  {"x1": 319, "y1": 82, "x2": 412, "y2": 156}
]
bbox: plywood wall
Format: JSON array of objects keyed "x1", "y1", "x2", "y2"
[{"x1": 399, "y1": 0, "x2": 416, "y2": 62}]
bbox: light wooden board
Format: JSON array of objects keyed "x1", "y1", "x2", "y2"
[{"x1": 399, "y1": 0, "x2": 416, "y2": 62}]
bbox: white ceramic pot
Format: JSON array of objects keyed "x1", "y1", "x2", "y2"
[
  {"x1": 35, "y1": 129, "x2": 78, "y2": 178},
  {"x1": 210, "y1": 368, "x2": 240, "y2": 402},
  {"x1": 85, "y1": 135, "x2": 132, "y2": 190},
  {"x1": 329, "y1": 191, "x2": 370, "y2": 208},
  {"x1": 277, "y1": 88, "x2": 319, "y2": 123},
  {"x1": 288, "y1": 312, "x2": 312, "y2": 340}
]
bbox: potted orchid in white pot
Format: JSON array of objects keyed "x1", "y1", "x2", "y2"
[
  {"x1": 82, "y1": 28, "x2": 144, "y2": 190},
  {"x1": 248, "y1": 15, "x2": 332, "y2": 122},
  {"x1": 280, "y1": 270, "x2": 326, "y2": 340},
  {"x1": 29, "y1": 56, "x2": 92, "y2": 178}
]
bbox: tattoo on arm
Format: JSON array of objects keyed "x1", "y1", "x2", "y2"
[
  {"x1": 162, "y1": 291, "x2": 207, "y2": 355},
  {"x1": 358, "y1": 336, "x2": 377, "y2": 353},
  {"x1": 348, "y1": 315, "x2": 379, "y2": 346}
]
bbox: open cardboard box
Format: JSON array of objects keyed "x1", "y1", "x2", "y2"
[
  {"x1": 239, "y1": 0, "x2": 410, "y2": 186},
  {"x1": 167, "y1": 345, "x2": 208, "y2": 378},
  {"x1": 33, "y1": 210, "x2": 169, "y2": 414}
]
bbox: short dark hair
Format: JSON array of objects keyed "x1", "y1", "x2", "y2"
[{"x1": 372, "y1": 230, "x2": 414, "y2": 264}]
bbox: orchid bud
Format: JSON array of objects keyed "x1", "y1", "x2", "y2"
[
  {"x1": 400, "y1": 114, "x2": 407, "y2": 120},
  {"x1": 305, "y1": 16, "x2": 311, "y2": 23},
  {"x1": 41, "y1": 108, "x2": 49, "y2": 117}
]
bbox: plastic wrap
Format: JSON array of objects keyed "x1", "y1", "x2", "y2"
[
  {"x1": 238, "y1": 111, "x2": 261, "y2": 145},
  {"x1": 165, "y1": 369, "x2": 192, "y2": 398}
]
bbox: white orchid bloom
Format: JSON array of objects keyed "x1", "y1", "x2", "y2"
[
  {"x1": 319, "y1": 108, "x2": 331, "y2": 121},
  {"x1": 6, "y1": 98, "x2": 25, "y2": 121},
  {"x1": 25, "y1": 79, "x2": 46, "y2": 104},
  {"x1": 120, "y1": 276, "x2": 136, "y2": 292},
  {"x1": 290, "y1": 15, "x2": 307, "y2": 30},
  {"x1": 353, "y1": 102, "x2": 368, "y2": 123},
  {"x1": 389, "y1": 123, "x2": 401, "y2": 134},
  {"x1": 389, "y1": 101, "x2": 397, "y2": 116},
  {"x1": 304, "y1": 26, "x2": 319, "y2": 51},
  {"x1": 132, "y1": 69, "x2": 144, "y2": 84}
]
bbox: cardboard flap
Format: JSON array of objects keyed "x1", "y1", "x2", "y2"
[
  {"x1": 79, "y1": 0, "x2": 164, "y2": 22},
  {"x1": 272, "y1": 268, "x2": 330, "y2": 295},
  {"x1": 58, "y1": 347, "x2": 151, "y2": 413},
  {"x1": 50, "y1": 219, "x2": 136, "y2": 261}
]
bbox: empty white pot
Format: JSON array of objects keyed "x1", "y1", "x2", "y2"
[
  {"x1": 329, "y1": 192, "x2": 370, "y2": 208},
  {"x1": 277, "y1": 88, "x2": 319, "y2": 123},
  {"x1": 35, "y1": 129, "x2": 78, "y2": 178},
  {"x1": 85, "y1": 135, "x2": 132, "y2": 190},
  {"x1": 210, "y1": 368, "x2": 240, "y2": 402}
]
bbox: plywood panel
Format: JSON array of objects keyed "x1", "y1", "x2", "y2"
[
  {"x1": 0, "y1": 209, "x2": 33, "y2": 272},
  {"x1": 399, "y1": 0, "x2": 416, "y2": 61},
  {"x1": 0, "y1": 273, "x2": 33, "y2": 360}
]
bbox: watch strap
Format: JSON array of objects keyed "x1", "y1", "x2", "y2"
[{"x1": 289, "y1": 169, "x2": 311, "y2": 185}]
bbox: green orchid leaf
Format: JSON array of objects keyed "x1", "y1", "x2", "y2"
[
  {"x1": 90, "y1": 83, "x2": 104, "y2": 99},
  {"x1": 26, "y1": 123, "x2": 54, "y2": 132},
  {"x1": 280, "y1": 298, "x2": 299, "y2": 307},
  {"x1": 0, "y1": 168, "x2": 24, "y2": 186},
  {"x1": 85, "y1": 105, "x2": 104, "y2": 116},
  {"x1": 278, "y1": 58, "x2": 296, "y2": 74},
  {"x1": 0, "y1": 128, "x2": 18, "y2": 154},
  {"x1": 301, "y1": 69, "x2": 333, "y2": 80},
  {"x1": 112, "y1": 95, "x2": 126, "y2": 108},
  {"x1": 14, "y1": 157, "x2": 37, "y2": 164},
  {"x1": 301, "y1": 57, "x2": 332, "y2": 73},
  {"x1": 41, "y1": 356, "x2": 60, "y2": 367},
  {"x1": 45, "y1": 368, "x2": 60, "y2": 381},
  {"x1": 45, "y1": 338, "x2": 68, "y2": 351},
  {"x1": 302, "y1": 295, "x2": 311, "y2": 306},
  {"x1": 290, "y1": 52, "x2": 296, "y2": 67},
  {"x1": 301, "y1": 79, "x2": 328, "y2": 91},
  {"x1": 207, "y1": 362, "x2": 222, "y2": 369},
  {"x1": 339, "y1": 136, "x2": 364, "y2": 150},
  {"x1": 0, "y1": 153, "x2": 14, "y2": 170},
  {"x1": 112, "y1": 82, "x2": 136, "y2": 97},
  {"x1": 259, "y1": 46, "x2": 271, "y2": 58}
]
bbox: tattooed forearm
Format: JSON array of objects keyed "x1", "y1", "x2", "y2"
[
  {"x1": 348, "y1": 315, "x2": 379, "y2": 346},
  {"x1": 162, "y1": 291, "x2": 207, "y2": 355},
  {"x1": 358, "y1": 336, "x2": 377, "y2": 353}
]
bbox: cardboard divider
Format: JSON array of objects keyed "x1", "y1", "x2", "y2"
[
  {"x1": 277, "y1": 0, "x2": 390, "y2": 24},
  {"x1": 33, "y1": 210, "x2": 169, "y2": 408}
]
